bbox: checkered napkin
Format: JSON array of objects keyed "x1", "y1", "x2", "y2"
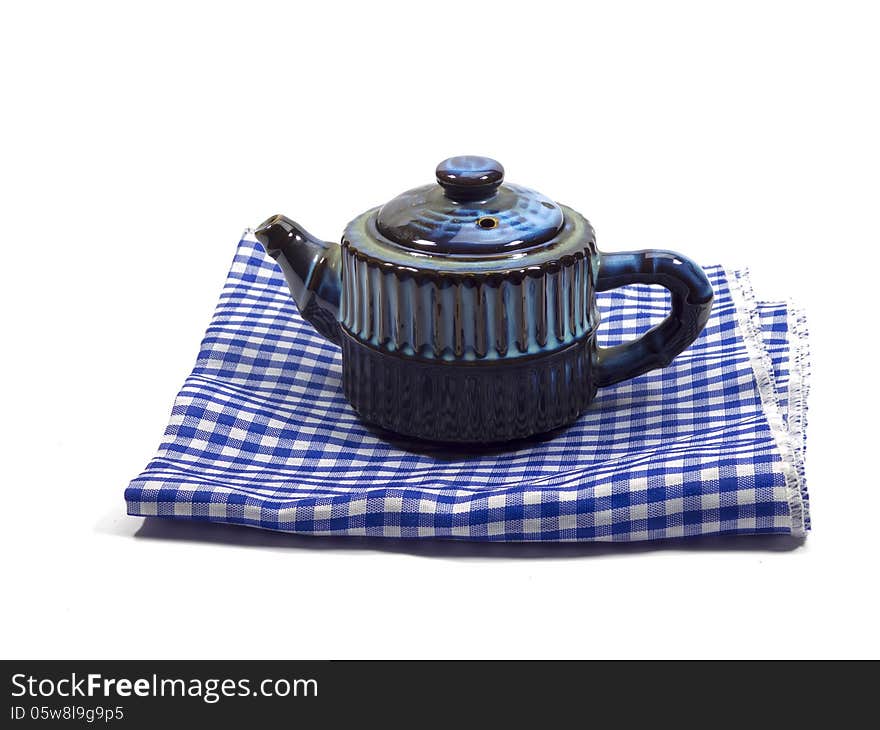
[{"x1": 125, "y1": 233, "x2": 810, "y2": 541}]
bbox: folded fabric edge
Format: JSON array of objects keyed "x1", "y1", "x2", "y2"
[{"x1": 726, "y1": 268, "x2": 810, "y2": 537}]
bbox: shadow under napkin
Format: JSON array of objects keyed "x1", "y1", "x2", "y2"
[{"x1": 133, "y1": 516, "x2": 804, "y2": 557}]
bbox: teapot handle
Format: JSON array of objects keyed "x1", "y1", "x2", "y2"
[{"x1": 594, "y1": 250, "x2": 714, "y2": 387}]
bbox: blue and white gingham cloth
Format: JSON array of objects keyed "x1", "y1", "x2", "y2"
[{"x1": 125, "y1": 233, "x2": 810, "y2": 541}]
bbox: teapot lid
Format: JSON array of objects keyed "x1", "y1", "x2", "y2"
[{"x1": 375, "y1": 156, "x2": 564, "y2": 255}]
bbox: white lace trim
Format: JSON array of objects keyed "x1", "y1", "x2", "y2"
[
  {"x1": 786, "y1": 301, "x2": 811, "y2": 528},
  {"x1": 726, "y1": 268, "x2": 808, "y2": 537}
]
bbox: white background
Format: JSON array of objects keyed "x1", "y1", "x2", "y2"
[{"x1": 2, "y1": 0, "x2": 878, "y2": 659}]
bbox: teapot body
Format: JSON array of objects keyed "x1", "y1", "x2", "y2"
[{"x1": 338, "y1": 205, "x2": 600, "y2": 442}]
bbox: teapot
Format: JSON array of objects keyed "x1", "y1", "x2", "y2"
[{"x1": 255, "y1": 156, "x2": 713, "y2": 443}]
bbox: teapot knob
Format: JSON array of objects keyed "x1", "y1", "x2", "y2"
[{"x1": 435, "y1": 156, "x2": 504, "y2": 201}]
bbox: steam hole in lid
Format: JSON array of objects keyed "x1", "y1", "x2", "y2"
[{"x1": 477, "y1": 216, "x2": 499, "y2": 229}]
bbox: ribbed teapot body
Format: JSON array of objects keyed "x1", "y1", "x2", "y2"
[{"x1": 338, "y1": 205, "x2": 601, "y2": 442}]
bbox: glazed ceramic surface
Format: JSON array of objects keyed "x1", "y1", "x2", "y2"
[{"x1": 256, "y1": 156, "x2": 713, "y2": 443}]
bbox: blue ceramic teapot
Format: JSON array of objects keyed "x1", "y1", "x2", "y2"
[{"x1": 256, "y1": 156, "x2": 713, "y2": 443}]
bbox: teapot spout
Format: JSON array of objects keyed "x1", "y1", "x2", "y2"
[{"x1": 254, "y1": 214, "x2": 342, "y2": 345}]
